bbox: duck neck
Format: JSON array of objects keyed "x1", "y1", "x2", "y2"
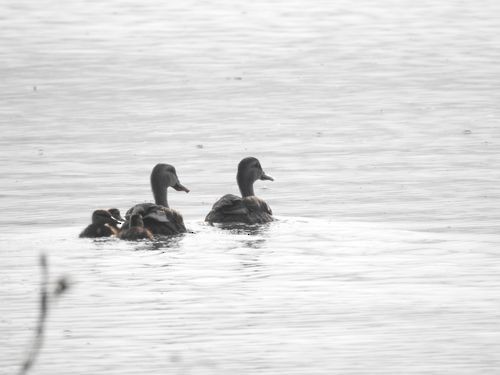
[
  {"x1": 237, "y1": 175, "x2": 255, "y2": 197},
  {"x1": 153, "y1": 186, "x2": 169, "y2": 207},
  {"x1": 151, "y1": 176, "x2": 170, "y2": 208}
]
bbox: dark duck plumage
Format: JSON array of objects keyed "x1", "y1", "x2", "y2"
[
  {"x1": 205, "y1": 157, "x2": 274, "y2": 224},
  {"x1": 123, "y1": 163, "x2": 189, "y2": 236},
  {"x1": 118, "y1": 214, "x2": 154, "y2": 241},
  {"x1": 79, "y1": 209, "x2": 121, "y2": 238}
]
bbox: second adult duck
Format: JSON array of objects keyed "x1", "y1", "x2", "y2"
[
  {"x1": 205, "y1": 157, "x2": 274, "y2": 224},
  {"x1": 124, "y1": 163, "x2": 189, "y2": 235}
]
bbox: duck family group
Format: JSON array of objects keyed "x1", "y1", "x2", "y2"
[{"x1": 79, "y1": 157, "x2": 274, "y2": 240}]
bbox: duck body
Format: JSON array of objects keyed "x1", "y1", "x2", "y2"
[
  {"x1": 205, "y1": 194, "x2": 272, "y2": 224},
  {"x1": 79, "y1": 223, "x2": 116, "y2": 238},
  {"x1": 118, "y1": 226, "x2": 153, "y2": 240},
  {"x1": 123, "y1": 203, "x2": 186, "y2": 236},
  {"x1": 79, "y1": 209, "x2": 120, "y2": 238},
  {"x1": 123, "y1": 164, "x2": 189, "y2": 236},
  {"x1": 205, "y1": 157, "x2": 274, "y2": 225},
  {"x1": 118, "y1": 214, "x2": 154, "y2": 240}
]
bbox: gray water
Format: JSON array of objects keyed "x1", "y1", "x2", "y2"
[{"x1": 1, "y1": 0, "x2": 500, "y2": 373}]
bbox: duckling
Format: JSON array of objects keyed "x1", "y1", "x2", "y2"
[
  {"x1": 79, "y1": 209, "x2": 121, "y2": 238},
  {"x1": 123, "y1": 163, "x2": 189, "y2": 235},
  {"x1": 118, "y1": 214, "x2": 154, "y2": 241},
  {"x1": 205, "y1": 157, "x2": 274, "y2": 224},
  {"x1": 107, "y1": 208, "x2": 125, "y2": 231}
]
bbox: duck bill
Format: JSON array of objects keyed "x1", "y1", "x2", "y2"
[
  {"x1": 260, "y1": 172, "x2": 274, "y2": 181},
  {"x1": 108, "y1": 209, "x2": 125, "y2": 222},
  {"x1": 110, "y1": 217, "x2": 122, "y2": 226},
  {"x1": 173, "y1": 182, "x2": 190, "y2": 193},
  {"x1": 115, "y1": 214, "x2": 125, "y2": 223}
]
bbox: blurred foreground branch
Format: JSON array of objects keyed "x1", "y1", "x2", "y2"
[{"x1": 18, "y1": 254, "x2": 70, "y2": 375}]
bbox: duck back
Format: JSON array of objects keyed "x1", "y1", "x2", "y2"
[
  {"x1": 205, "y1": 194, "x2": 273, "y2": 224},
  {"x1": 124, "y1": 203, "x2": 187, "y2": 235}
]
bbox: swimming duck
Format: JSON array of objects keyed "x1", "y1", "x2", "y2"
[
  {"x1": 205, "y1": 157, "x2": 274, "y2": 224},
  {"x1": 107, "y1": 208, "x2": 125, "y2": 230},
  {"x1": 118, "y1": 214, "x2": 154, "y2": 241},
  {"x1": 79, "y1": 209, "x2": 121, "y2": 238},
  {"x1": 123, "y1": 163, "x2": 189, "y2": 235}
]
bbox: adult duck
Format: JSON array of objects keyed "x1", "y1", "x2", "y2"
[
  {"x1": 124, "y1": 163, "x2": 189, "y2": 235},
  {"x1": 205, "y1": 157, "x2": 274, "y2": 224},
  {"x1": 118, "y1": 214, "x2": 154, "y2": 241},
  {"x1": 79, "y1": 209, "x2": 121, "y2": 238}
]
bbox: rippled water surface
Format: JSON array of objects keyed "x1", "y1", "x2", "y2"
[{"x1": 1, "y1": 0, "x2": 500, "y2": 373}]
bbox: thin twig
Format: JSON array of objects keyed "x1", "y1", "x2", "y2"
[{"x1": 18, "y1": 254, "x2": 69, "y2": 375}]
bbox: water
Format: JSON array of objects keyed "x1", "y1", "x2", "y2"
[{"x1": 1, "y1": 0, "x2": 500, "y2": 373}]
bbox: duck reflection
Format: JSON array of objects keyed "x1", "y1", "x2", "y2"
[
  {"x1": 132, "y1": 233, "x2": 185, "y2": 251},
  {"x1": 212, "y1": 222, "x2": 273, "y2": 277},
  {"x1": 215, "y1": 222, "x2": 271, "y2": 249}
]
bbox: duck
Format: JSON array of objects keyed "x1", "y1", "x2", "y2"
[
  {"x1": 118, "y1": 214, "x2": 154, "y2": 241},
  {"x1": 79, "y1": 209, "x2": 121, "y2": 238},
  {"x1": 205, "y1": 157, "x2": 274, "y2": 224},
  {"x1": 123, "y1": 163, "x2": 189, "y2": 236},
  {"x1": 107, "y1": 208, "x2": 125, "y2": 230}
]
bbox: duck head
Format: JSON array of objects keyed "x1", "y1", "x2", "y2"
[
  {"x1": 91, "y1": 209, "x2": 121, "y2": 226},
  {"x1": 150, "y1": 163, "x2": 189, "y2": 207},
  {"x1": 129, "y1": 214, "x2": 144, "y2": 228},
  {"x1": 107, "y1": 208, "x2": 125, "y2": 223},
  {"x1": 237, "y1": 157, "x2": 274, "y2": 197}
]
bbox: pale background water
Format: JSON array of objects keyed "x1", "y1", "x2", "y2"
[{"x1": 1, "y1": 0, "x2": 500, "y2": 374}]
